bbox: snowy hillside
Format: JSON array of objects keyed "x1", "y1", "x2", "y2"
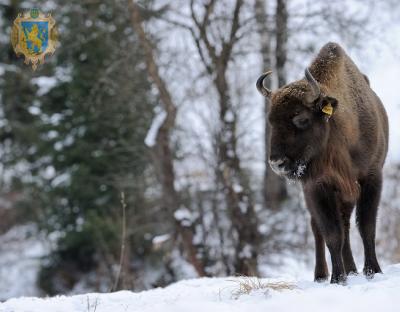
[{"x1": 1, "y1": 264, "x2": 399, "y2": 312}]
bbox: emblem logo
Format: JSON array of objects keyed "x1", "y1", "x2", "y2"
[{"x1": 11, "y1": 8, "x2": 58, "y2": 70}]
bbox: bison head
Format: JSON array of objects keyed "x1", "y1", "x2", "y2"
[{"x1": 256, "y1": 69, "x2": 338, "y2": 180}]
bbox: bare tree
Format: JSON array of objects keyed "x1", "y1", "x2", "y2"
[
  {"x1": 186, "y1": 0, "x2": 260, "y2": 275},
  {"x1": 129, "y1": 1, "x2": 205, "y2": 277}
]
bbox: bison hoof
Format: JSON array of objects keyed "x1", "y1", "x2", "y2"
[
  {"x1": 314, "y1": 269, "x2": 329, "y2": 283},
  {"x1": 314, "y1": 276, "x2": 329, "y2": 283},
  {"x1": 363, "y1": 266, "x2": 382, "y2": 279},
  {"x1": 330, "y1": 273, "x2": 347, "y2": 285}
]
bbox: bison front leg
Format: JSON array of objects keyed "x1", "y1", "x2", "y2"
[
  {"x1": 342, "y1": 202, "x2": 357, "y2": 275},
  {"x1": 305, "y1": 185, "x2": 346, "y2": 284},
  {"x1": 323, "y1": 224, "x2": 346, "y2": 284},
  {"x1": 311, "y1": 218, "x2": 329, "y2": 282}
]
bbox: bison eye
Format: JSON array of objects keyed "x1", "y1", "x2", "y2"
[{"x1": 292, "y1": 114, "x2": 311, "y2": 129}]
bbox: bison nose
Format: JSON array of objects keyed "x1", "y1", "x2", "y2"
[{"x1": 269, "y1": 157, "x2": 289, "y2": 175}]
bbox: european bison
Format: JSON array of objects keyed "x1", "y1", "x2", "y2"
[{"x1": 256, "y1": 42, "x2": 388, "y2": 284}]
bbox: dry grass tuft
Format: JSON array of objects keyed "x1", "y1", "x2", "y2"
[{"x1": 229, "y1": 277, "x2": 296, "y2": 299}]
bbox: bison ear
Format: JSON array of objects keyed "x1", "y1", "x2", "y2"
[{"x1": 317, "y1": 96, "x2": 338, "y2": 121}]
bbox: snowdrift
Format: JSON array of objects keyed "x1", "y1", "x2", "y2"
[{"x1": 1, "y1": 264, "x2": 399, "y2": 312}]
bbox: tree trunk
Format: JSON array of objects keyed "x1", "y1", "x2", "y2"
[
  {"x1": 254, "y1": 0, "x2": 288, "y2": 211},
  {"x1": 275, "y1": 0, "x2": 288, "y2": 87},
  {"x1": 215, "y1": 68, "x2": 260, "y2": 276},
  {"x1": 129, "y1": 1, "x2": 205, "y2": 277}
]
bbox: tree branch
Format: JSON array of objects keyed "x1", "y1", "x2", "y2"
[
  {"x1": 129, "y1": 1, "x2": 177, "y2": 128},
  {"x1": 190, "y1": 0, "x2": 218, "y2": 65}
]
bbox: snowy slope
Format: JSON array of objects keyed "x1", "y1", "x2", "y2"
[{"x1": 1, "y1": 264, "x2": 399, "y2": 312}]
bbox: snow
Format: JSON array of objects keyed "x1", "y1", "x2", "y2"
[
  {"x1": 1, "y1": 264, "x2": 400, "y2": 311},
  {"x1": 238, "y1": 244, "x2": 252, "y2": 259},
  {"x1": 51, "y1": 172, "x2": 71, "y2": 187},
  {"x1": 31, "y1": 77, "x2": 58, "y2": 96},
  {"x1": 152, "y1": 233, "x2": 171, "y2": 249},
  {"x1": 295, "y1": 163, "x2": 306, "y2": 178},
  {"x1": 232, "y1": 183, "x2": 243, "y2": 193},
  {"x1": 0, "y1": 225, "x2": 50, "y2": 301},
  {"x1": 174, "y1": 207, "x2": 194, "y2": 226},
  {"x1": 224, "y1": 110, "x2": 235, "y2": 123},
  {"x1": 144, "y1": 110, "x2": 167, "y2": 147},
  {"x1": 238, "y1": 201, "x2": 247, "y2": 214}
]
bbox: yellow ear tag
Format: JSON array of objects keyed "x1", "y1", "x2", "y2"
[{"x1": 322, "y1": 103, "x2": 333, "y2": 116}]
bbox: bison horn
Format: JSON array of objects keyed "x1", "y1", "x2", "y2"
[
  {"x1": 256, "y1": 71, "x2": 273, "y2": 98},
  {"x1": 305, "y1": 68, "x2": 321, "y2": 102}
]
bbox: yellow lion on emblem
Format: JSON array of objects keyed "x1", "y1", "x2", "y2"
[{"x1": 22, "y1": 24, "x2": 43, "y2": 54}]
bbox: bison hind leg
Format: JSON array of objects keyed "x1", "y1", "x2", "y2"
[{"x1": 356, "y1": 171, "x2": 383, "y2": 278}]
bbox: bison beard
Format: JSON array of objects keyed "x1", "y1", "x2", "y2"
[{"x1": 257, "y1": 42, "x2": 389, "y2": 284}]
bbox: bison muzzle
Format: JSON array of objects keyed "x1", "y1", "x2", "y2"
[{"x1": 257, "y1": 42, "x2": 389, "y2": 284}]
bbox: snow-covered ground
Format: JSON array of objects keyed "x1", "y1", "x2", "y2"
[{"x1": 1, "y1": 264, "x2": 399, "y2": 312}]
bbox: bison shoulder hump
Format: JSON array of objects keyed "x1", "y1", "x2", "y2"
[
  {"x1": 319, "y1": 42, "x2": 344, "y2": 60},
  {"x1": 309, "y1": 42, "x2": 346, "y2": 84}
]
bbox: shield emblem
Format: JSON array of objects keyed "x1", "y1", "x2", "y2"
[
  {"x1": 21, "y1": 21, "x2": 49, "y2": 55},
  {"x1": 11, "y1": 9, "x2": 58, "y2": 70}
]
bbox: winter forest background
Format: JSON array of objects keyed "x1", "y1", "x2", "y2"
[{"x1": 0, "y1": 0, "x2": 399, "y2": 299}]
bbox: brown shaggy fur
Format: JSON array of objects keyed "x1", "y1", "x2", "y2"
[
  {"x1": 307, "y1": 43, "x2": 388, "y2": 200},
  {"x1": 262, "y1": 42, "x2": 388, "y2": 283}
]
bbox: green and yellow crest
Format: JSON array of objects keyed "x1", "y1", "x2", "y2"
[{"x1": 11, "y1": 8, "x2": 58, "y2": 70}]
